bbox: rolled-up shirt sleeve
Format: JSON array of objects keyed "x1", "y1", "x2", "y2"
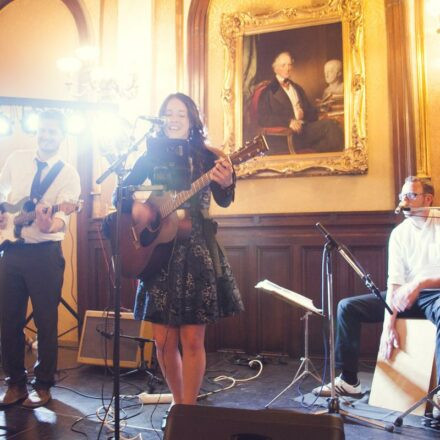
[
  {"x1": 52, "y1": 166, "x2": 81, "y2": 228},
  {"x1": 387, "y1": 228, "x2": 407, "y2": 287}
]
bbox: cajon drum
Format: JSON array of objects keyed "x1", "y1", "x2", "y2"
[{"x1": 369, "y1": 319, "x2": 436, "y2": 415}]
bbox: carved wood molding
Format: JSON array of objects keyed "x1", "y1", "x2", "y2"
[
  {"x1": 187, "y1": 0, "x2": 210, "y2": 116},
  {"x1": 384, "y1": 0, "x2": 417, "y2": 196}
]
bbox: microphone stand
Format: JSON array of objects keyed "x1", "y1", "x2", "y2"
[
  {"x1": 315, "y1": 222, "x2": 394, "y2": 431},
  {"x1": 95, "y1": 131, "x2": 149, "y2": 440},
  {"x1": 96, "y1": 328, "x2": 161, "y2": 392},
  {"x1": 316, "y1": 223, "x2": 392, "y2": 315}
]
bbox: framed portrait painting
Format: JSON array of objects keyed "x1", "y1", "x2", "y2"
[{"x1": 220, "y1": 0, "x2": 367, "y2": 177}]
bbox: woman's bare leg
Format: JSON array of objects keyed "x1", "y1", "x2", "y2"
[
  {"x1": 152, "y1": 324, "x2": 183, "y2": 404},
  {"x1": 179, "y1": 324, "x2": 206, "y2": 404}
]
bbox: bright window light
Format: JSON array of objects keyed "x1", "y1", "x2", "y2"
[
  {"x1": 56, "y1": 56, "x2": 82, "y2": 74},
  {"x1": 0, "y1": 113, "x2": 13, "y2": 136},
  {"x1": 66, "y1": 112, "x2": 87, "y2": 135},
  {"x1": 92, "y1": 111, "x2": 124, "y2": 143},
  {"x1": 21, "y1": 111, "x2": 40, "y2": 134}
]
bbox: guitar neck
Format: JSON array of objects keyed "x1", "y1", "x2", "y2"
[
  {"x1": 155, "y1": 135, "x2": 267, "y2": 219},
  {"x1": 159, "y1": 172, "x2": 212, "y2": 219}
]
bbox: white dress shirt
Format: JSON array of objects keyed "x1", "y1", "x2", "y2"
[
  {"x1": 276, "y1": 74, "x2": 302, "y2": 120},
  {"x1": 0, "y1": 149, "x2": 81, "y2": 243},
  {"x1": 387, "y1": 209, "x2": 440, "y2": 288}
]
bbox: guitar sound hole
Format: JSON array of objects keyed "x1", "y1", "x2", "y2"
[
  {"x1": 140, "y1": 212, "x2": 161, "y2": 247},
  {"x1": 150, "y1": 211, "x2": 161, "y2": 231}
]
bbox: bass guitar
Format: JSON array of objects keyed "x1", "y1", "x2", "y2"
[
  {"x1": 108, "y1": 135, "x2": 268, "y2": 279},
  {"x1": 0, "y1": 197, "x2": 82, "y2": 251}
]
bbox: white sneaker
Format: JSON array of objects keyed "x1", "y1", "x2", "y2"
[
  {"x1": 432, "y1": 391, "x2": 440, "y2": 419},
  {"x1": 312, "y1": 375, "x2": 362, "y2": 397}
]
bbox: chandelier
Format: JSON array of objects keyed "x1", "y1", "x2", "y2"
[{"x1": 57, "y1": 46, "x2": 138, "y2": 102}]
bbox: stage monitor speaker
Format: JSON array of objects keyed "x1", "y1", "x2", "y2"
[
  {"x1": 164, "y1": 404, "x2": 344, "y2": 440},
  {"x1": 77, "y1": 310, "x2": 153, "y2": 369}
]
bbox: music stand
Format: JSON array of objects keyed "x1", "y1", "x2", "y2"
[{"x1": 255, "y1": 280, "x2": 324, "y2": 407}]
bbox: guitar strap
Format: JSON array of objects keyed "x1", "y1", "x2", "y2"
[{"x1": 30, "y1": 160, "x2": 65, "y2": 204}]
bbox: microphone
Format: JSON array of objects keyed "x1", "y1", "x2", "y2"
[
  {"x1": 139, "y1": 115, "x2": 166, "y2": 126},
  {"x1": 394, "y1": 205, "x2": 410, "y2": 214}
]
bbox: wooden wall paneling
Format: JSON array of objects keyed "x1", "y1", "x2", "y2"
[
  {"x1": 205, "y1": 245, "x2": 250, "y2": 352},
  {"x1": 81, "y1": 212, "x2": 396, "y2": 359},
  {"x1": 213, "y1": 212, "x2": 396, "y2": 358},
  {"x1": 301, "y1": 245, "x2": 329, "y2": 356},
  {"x1": 347, "y1": 245, "x2": 388, "y2": 359},
  {"x1": 82, "y1": 221, "x2": 137, "y2": 316},
  {"x1": 256, "y1": 244, "x2": 293, "y2": 355}
]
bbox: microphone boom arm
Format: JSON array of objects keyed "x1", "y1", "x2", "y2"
[
  {"x1": 95, "y1": 131, "x2": 149, "y2": 185},
  {"x1": 316, "y1": 223, "x2": 393, "y2": 315}
]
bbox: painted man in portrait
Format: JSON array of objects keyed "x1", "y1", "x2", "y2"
[{"x1": 257, "y1": 51, "x2": 344, "y2": 154}]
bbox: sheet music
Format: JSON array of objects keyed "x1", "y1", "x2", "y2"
[{"x1": 255, "y1": 279, "x2": 323, "y2": 316}]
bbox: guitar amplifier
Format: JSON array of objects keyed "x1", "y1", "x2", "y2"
[{"x1": 77, "y1": 310, "x2": 153, "y2": 369}]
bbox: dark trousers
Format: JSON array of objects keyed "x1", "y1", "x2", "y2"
[
  {"x1": 335, "y1": 290, "x2": 440, "y2": 384},
  {"x1": 0, "y1": 241, "x2": 65, "y2": 389}
]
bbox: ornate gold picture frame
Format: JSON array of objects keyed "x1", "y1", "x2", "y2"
[{"x1": 220, "y1": 0, "x2": 367, "y2": 177}]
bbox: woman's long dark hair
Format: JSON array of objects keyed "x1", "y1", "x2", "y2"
[
  {"x1": 158, "y1": 93, "x2": 206, "y2": 149},
  {"x1": 158, "y1": 93, "x2": 211, "y2": 178}
]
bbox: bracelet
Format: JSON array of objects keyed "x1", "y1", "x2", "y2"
[{"x1": 222, "y1": 182, "x2": 234, "y2": 191}]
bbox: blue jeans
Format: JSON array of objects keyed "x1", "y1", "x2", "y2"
[{"x1": 335, "y1": 290, "x2": 440, "y2": 384}]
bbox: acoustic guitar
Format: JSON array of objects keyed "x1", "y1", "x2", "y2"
[
  {"x1": 108, "y1": 135, "x2": 268, "y2": 279},
  {"x1": 0, "y1": 197, "x2": 82, "y2": 251}
]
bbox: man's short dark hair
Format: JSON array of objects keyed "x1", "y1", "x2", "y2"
[
  {"x1": 39, "y1": 109, "x2": 66, "y2": 133},
  {"x1": 404, "y1": 175, "x2": 435, "y2": 196}
]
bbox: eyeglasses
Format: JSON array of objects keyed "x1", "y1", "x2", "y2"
[{"x1": 398, "y1": 192, "x2": 425, "y2": 201}]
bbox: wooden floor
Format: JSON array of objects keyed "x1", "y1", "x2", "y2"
[{"x1": 0, "y1": 346, "x2": 438, "y2": 439}]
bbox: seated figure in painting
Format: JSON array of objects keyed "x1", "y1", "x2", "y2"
[{"x1": 257, "y1": 51, "x2": 344, "y2": 155}]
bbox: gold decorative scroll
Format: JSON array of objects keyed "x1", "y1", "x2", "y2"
[{"x1": 220, "y1": 0, "x2": 367, "y2": 177}]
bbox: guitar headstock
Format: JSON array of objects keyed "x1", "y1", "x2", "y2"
[
  {"x1": 58, "y1": 200, "x2": 83, "y2": 215},
  {"x1": 229, "y1": 135, "x2": 269, "y2": 166}
]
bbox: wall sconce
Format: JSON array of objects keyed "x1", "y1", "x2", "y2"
[{"x1": 56, "y1": 46, "x2": 138, "y2": 102}]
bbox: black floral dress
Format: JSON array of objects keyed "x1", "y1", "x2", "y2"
[{"x1": 122, "y1": 141, "x2": 244, "y2": 326}]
